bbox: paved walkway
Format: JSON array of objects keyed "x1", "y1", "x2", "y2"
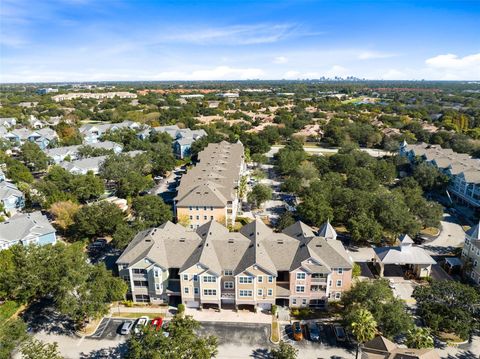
[{"x1": 184, "y1": 308, "x2": 273, "y2": 324}]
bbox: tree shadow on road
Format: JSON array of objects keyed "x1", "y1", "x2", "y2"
[
  {"x1": 80, "y1": 343, "x2": 128, "y2": 359},
  {"x1": 251, "y1": 348, "x2": 270, "y2": 358},
  {"x1": 21, "y1": 298, "x2": 76, "y2": 336},
  {"x1": 445, "y1": 351, "x2": 479, "y2": 359}
]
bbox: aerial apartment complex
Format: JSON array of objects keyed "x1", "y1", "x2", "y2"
[
  {"x1": 461, "y1": 221, "x2": 480, "y2": 285},
  {"x1": 174, "y1": 141, "x2": 246, "y2": 229},
  {"x1": 400, "y1": 141, "x2": 480, "y2": 209},
  {"x1": 116, "y1": 219, "x2": 353, "y2": 310}
]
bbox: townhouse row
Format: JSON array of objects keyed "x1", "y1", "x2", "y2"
[{"x1": 116, "y1": 219, "x2": 353, "y2": 311}]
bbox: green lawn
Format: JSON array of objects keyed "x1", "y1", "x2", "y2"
[{"x1": 116, "y1": 312, "x2": 165, "y2": 319}]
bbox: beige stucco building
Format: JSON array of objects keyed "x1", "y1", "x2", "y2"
[
  {"x1": 116, "y1": 219, "x2": 353, "y2": 311},
  {"x1": 174, "y1": 141, "x2": 245, "y2": 229}
]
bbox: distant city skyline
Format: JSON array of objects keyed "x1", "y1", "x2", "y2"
[{"x1": 1, "y1": 0, "x2": 479, "y2": 83}]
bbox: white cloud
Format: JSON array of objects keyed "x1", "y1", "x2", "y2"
[
  {"x1": 273, "y1": 56, "x2": 288, "y2": 64},
  {"x1": 357, "y1": 50, "x2": 398, "y2": 60},
  {"x1": 161, "y1": 24, "x2": 298, "y2": 45},
  {"x1": 424, "y1": 53, "x2": 480, "y2": 80}
]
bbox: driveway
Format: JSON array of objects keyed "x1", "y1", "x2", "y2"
[{"x1": 422, "y1": 214, "x2": 466, "y2": 256}]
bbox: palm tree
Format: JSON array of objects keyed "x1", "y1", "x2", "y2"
[
  {"x1": 406, "y1": 326, "x2": 434, "y2": 349},
  {"x1": 349, "y1": 308, "x2": 378, "y2": 359}
]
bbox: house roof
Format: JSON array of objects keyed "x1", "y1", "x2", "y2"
[
  {"x1": 362, "y1": 336, "x2": 440, "y2": 359},
  {"x1": 118, "y1": 219, "x2": 353, "y2": 276},
  {"x1": 318, "y1": 220, "x2": 337, "y2": 240},
  {"x1": 0, "y1": 181, "x2": 23, "y2": 200},
  {"x1": 175, "y1": 141, "x2": 244, "y2": 207},
  {"x1": 374, "y1": 243, "x2": 436, "y2": 265},
  {"x1": 0, "y1": 211, "x2": 55, "y2": 246}
]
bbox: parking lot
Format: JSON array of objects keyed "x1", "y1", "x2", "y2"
[
  {"x1": 89, "y1": 317, "x2": 134, "y2": 340},
  {"x1": 282, "y1": 322, "x2": 355, "y2": 352}
]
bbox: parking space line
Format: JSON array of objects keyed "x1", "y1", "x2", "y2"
[{"x1": 91, "y1": 318, "x2": 110, "y2": 338}]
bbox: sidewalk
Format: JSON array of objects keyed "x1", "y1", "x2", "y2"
[{"x1": 184, "y1": 308, "x2": 272, "y2": 324}]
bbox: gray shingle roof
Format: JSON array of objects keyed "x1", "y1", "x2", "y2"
[
  {"x1": 0, "y1": 181, "x2": 23, "y2": 201},
  {"x1": 175, "y1": 141, "x2": 244, "y2": 207},
  {"x1": 117, "y1": 219, "x2": 353, "y2": 276},
  {"x1": 0, "y1": 211, "x2": 55, "y2": 246}
]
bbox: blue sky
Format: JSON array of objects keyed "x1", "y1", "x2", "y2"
[{"x1": 1, "y1": 0, "x2": 479, "y2": 82}]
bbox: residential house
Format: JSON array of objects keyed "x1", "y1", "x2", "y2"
[
  {"x1": 0, "y1": 211, "x2": 56, "y2": 251},
  {"x1": 44, "y1": 141, "x2": 123, "y2": 164},
  {"x1": 174, "y1": 141, "x2": 245, "y2": 228},
  {"x1": 152, "y1": 125, "x2": 207, "y2": 158},
  {"x1": 0, "y1": 118, "x2": 16, "y2": 128},
  {"x1": 27, "y1": 115, "x2": 45, "y2": 129},
  {"x1": 461, "y1": 221, "x2": 480, "y2": 285},
  {"x1": 80, "y1": 121, "x2": 141, "y2": 144},
  {"x1": 362, "y1": 335, "x2": 440, "y2": 359},
  {"x1": 0, "y1": 181, "x2": 25, "y2": 212},
  {"x1": 60, "y1": 156, "x2": 107, "y2": 175},
  {"x1": 400, "y1": 141, "x2": 480, "y2": 209},
  {"x1": 3, "y1": 127, "x2": 58, "y2": 150},
  {"x1": 116, "y1": 219, "x2": 353, "y2": 310}
]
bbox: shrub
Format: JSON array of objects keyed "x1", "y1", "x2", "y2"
[
  {"x1": 177, "y1": 304, "x2": 185, "y2": 315},
  {"x1": 271, "y1": 304, "x2": 278, "y2": 316}
]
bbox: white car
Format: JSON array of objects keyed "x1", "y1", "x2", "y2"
[
  {"x1": 120, "y1": 321, "x2": 133, "y2": 335},
  {"x1": 133, "y1": 316, "x2": 149, "y2": 334}
]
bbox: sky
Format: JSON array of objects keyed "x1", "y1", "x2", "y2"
[{"x1": 1, "y1": 0, "x2": 479, "y2": 83}]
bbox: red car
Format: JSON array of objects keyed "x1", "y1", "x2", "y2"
[{"x1": 150, "y1": 317, "x2": 163, "y2": 330}]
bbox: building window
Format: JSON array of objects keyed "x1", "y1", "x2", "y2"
[
  {"x1": 194, "y1": 287, "x2": 199, "y2": 294},
  {"x1": 134, "y1": 280, "x2": 148, "y2": 287},
  {"x1": 204, "y1": 216, "x2": 207, "y2": 220},
  {"x1": 195, "y1": 206, "x2": 199, "y2": 211},
  {"x1": 204, "y1": 206, "x2": 207, "y2": 210},
  {"x1": 335, "y1": 292, "x2": 341, "y2": 299},
  {"x1": 336, "y1": 280, "x2": 342, "y2": 287},
  {"x1": 302, "y1": 299, "x2": 307, "y2": 305},
  {"x1": 224, "y1": 270, "x2": 233, "y2": 276},
  {"x1": 155, "y1": 283, "x2": 161, "y2": 291},
  {"x1": 224, "y1": 281, "x2": 234, "y2": 289},
  {"x1": 336, "y1": 268, "x2": 343, "y2": 274},
  {"x1": 210, "y1": 206, "x2": 214, "y2": 211},
  {"x1": 329, "y1": 280, "x2": 332, "y2": 287},
  {"x1": 193, "y1": 275, "x2": 198, "y2": 282},
  {"x1": 189, "y1": 215, "x2": 193, "y2": 220},
  {"x1": 239, "y1": 290, "x2": 253, "y2": 297},
  {"x1": 184, "y1": 287, "x2": 189, "y2": 294},
  {"x1": 203, "y1": 289, "x2": 217, "y2": 296},
  {"x1": 203, "y1": 276, "x2": 216, "y2": 283},
  {"x1": 189, "y1": 206, "x2": 192, "y2": 211},
  {"x1": 296, "y1": 285, "x2": 305, "y2": 293},
  {"x1": 258, "y1": 276, "x2": 263, "y2": 283},
  {"x1": 239, "y1": 276, "x2": 253, "y2": 284},
  {"x1": 122, "y1": 275, "x2": 129, "y2": 282},
  {"x1": 132, "y1": 269, "x2": 147, "y2": 275},
  {"x1": 257, "y1": 289, "x2": 263, "y2": 296},
  {"x1": 135, "y1": 294, "x2": 150, "y2": 303},
  {"x1": 183, "y1": 274, "x2": 189, "y2": 281},
  {"x1": 267, "y1": 289, "x2": 273, "y2": 296},
  {"x1": 210, "y1": 216, "x2": 214, "y2": 220},
  {"x1": 154, "y1": 270, "x2": 159, "y2": 277},
  {"x1": 296, "y1": 272, "x2": 306, "y2": 280},
  {"x1": 292, "y1": 298, "x2": 297, "y2": 305},
  {"x1": 196, "y1": 215, "x2": 199, "y2": 220},
  {"x1": 268, "y1": 276, "x2": 273, "y2": 283}
]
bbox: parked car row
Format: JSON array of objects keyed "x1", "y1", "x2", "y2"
[
  {"x1": 289, "y1": 322, "x2": 348, "y2": 344},
  {"x1": 120, "y1": 316, "x2": 168, "y2": 336}
]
